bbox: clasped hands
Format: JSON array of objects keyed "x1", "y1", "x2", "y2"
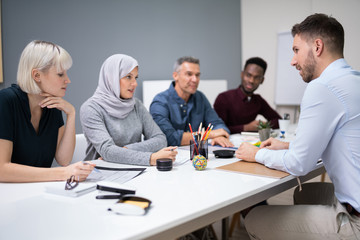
[{"x1": 235, "y1": 137, "x2": 290, "y2": 162}]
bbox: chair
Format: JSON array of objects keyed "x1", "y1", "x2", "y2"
[
  {"x1": 51, "y1": 133, "x2": 88, "y2": 167},
  {"x1": 293, "y1": 182, "x2": 335, "y2": 205},
  {"x1": 229, "y1": 212, "x2": 242, "y2": 237},
  {"x1": 320, "y1": 172, "x2": 327, "y2": 182}
]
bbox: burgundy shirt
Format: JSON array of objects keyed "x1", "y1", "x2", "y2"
[{"x1": 214, "y1": 87, "x2": 281, "y2": 134}]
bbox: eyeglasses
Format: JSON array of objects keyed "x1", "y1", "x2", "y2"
[{"x1": 65, "y1": 175, "x2": 79, "y2": 190}]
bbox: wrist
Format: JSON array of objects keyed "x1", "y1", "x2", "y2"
[
  {"x1": 56, "y1": 166, "x2": 68, "y2": 181},
  {"x1": 66, "y1": 110, "x2": 76, "y2": 118},
  {"x1": 150, "y1": 153, "x2": 157, "y2": 166}
]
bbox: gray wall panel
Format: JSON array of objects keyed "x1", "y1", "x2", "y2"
[{"x1": 1, "y1": 0, "x2": 241, "y2": 133}]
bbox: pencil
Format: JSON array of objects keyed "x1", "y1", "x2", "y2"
[
  {"x1": 201, "y1": 123, "x2": 211, "y2": 141},
  {"x1": 204, "y1": 125, "x2": 213, "y2": 141}
]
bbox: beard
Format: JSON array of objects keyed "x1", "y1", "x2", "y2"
[{"x1": 299, "y1": 50, "x2": 317, "y2": 83}]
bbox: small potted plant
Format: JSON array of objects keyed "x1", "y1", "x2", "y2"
[{"x1": 257, "y1": 120, "x2": 272, "y2": 141}]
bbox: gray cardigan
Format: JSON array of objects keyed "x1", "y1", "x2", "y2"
[{"x1": 80, "y1": 98, "x2": 167, "y2": 166}]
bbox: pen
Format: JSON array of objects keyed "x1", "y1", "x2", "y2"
[
  {"x1": 96, "y1": 194, "x2": 122, "y2": 199},
  {"x1": 83, "y1": 161, "x2": 101, "y2": 173},
  {"x1": 189, "y1": 123, "x2": 199, "y2": 155}
]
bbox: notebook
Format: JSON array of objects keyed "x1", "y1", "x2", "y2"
[
  {"x1": 45, "y1": 182, "x2": 97, "y2": 197},
  {"x1": 216, "y1": 161, "x2": 290, "y2": 179}
]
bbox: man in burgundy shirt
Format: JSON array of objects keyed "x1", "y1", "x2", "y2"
[{"x1": 214, "y1": 57, "x2": 281, "y2": 133}]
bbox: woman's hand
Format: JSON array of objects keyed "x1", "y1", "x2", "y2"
[
  {"x1": 39, "y1": 93, "x2": 75, "y2": 116},
  {"x1": 150, "y1": 146, "x2": 178, "y2": 166},
  {"x1": 64, "y1": 161, "x2": 95, "y2": 182}
]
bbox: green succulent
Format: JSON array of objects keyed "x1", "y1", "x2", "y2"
[{"x1": 257, "y1": 120, "x2": 272, "y2": 130}]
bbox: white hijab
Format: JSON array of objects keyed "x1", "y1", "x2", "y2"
[{"x1": 91, "y1": 54, "x2": 138, "y2": 119}]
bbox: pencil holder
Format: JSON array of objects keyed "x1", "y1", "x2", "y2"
[
  {"x1": 190, "y1": 139, "x2": 208, "y2": 160},
  {"x1": 192, "y1": 155, "x2": 207, "y2": 171}
]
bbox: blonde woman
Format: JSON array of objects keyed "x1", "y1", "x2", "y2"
[{"x1": 0, "y1": 40, "x2": 94, "y2": 182}]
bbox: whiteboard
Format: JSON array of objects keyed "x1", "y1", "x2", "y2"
[
  {"x1": 142, "y1": 80, "x2": 227, "y2": 111},
  {"x1": 275, "y1": 32, "x2": 307, "y2": 105}
]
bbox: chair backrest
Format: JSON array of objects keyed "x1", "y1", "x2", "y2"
[
  {"x1": 51, "y1": 133, "x2": 88, "y2": 167},
  {"x1": 142, "y1": 80, "x2": 228, "y2": 111},
  {"x1": 293, "y1": 182, "x2": 335, "y2": 205}
]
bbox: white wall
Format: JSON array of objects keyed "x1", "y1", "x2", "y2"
[{"x1": 241, "y1": 0, "x2": 360, "y2": 122}]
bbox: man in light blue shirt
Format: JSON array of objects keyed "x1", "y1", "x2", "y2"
[
  {"x1": 150, "y1": 56, "x2": 233, "y2": 147},
  {"x1": 237, "y1": 14, "x2": 360, "y2": 239}
]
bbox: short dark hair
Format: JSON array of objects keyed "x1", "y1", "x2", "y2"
[
  {"x1": 244, "y1": 57, "x2": 267, "y2": 74},
  {"x1": 291, "y1": 13, "x2": 344, "y2": 56},
  {"x1": 173, "y1": 56, "x2": 200, "y2": 72}
]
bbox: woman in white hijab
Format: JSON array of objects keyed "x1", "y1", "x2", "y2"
[{"x1": 80, "y1": 54, "x2": 177, "y2": 165}]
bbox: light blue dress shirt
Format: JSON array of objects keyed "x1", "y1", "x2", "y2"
[
  {"x1": 150, "y1": 81, "x2": 230, "y2": 146},
  {"x1": 256, "y1": 59, "x2": 360, "y2": 212}
]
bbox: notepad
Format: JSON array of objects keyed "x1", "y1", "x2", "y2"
[
  {"x1": 216, "y1": 161, "x2": 290, "y2": 179},
  {"x1": 45, "y1": 182, "x2": 97, "y2": 197}
]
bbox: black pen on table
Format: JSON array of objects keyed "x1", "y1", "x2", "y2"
[{"x1": 96, "y1": 194, "x2": 122, "y2": 199}]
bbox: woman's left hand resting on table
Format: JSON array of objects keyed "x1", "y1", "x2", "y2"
[{"x1": 150, "y1": 146, "x2": 178, "y2": 166}]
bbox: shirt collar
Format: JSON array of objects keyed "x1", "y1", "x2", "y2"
[
  {"x1": 11, "y1": 84, "x2": 32, "y2": 119},
  {"x1": 237, "y1": 86, "x2": 249, "y2": 102},
  {"x1": 169, "y1": 81, "x2": 194, "y2": 104},
  {"x1": 319, "y1": 58, "x2": 348, "y2": 77}
]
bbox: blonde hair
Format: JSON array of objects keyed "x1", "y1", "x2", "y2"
[{"x1": 17, "y1": 40, "x2": 73, "y2": 94}]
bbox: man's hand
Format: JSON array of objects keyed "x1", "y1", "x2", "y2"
[
  {"x1": 235, "y1": 142, "x2": 260, "y2": 162},
  {"x1": 208, "y1": 128, "x2": 230, "y2": 139},
  {"x1": 211, "y1": 136, "x2": 234, "y2": 148},
  {"x1": 260, "y1": 137, "x2": 289, "y2": 150},
  {"x1": 243, "y1": 120, "x2": 260, "y2": 132}
]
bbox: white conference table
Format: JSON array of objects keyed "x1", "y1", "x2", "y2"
[{"x1": 0, "y1": 132, "x2": 324, "y2": 240}]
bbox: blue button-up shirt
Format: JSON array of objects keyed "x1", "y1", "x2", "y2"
[
  {"x1": 150, "y1": 81, "x2": 230, "y2": 146},
  {"x1": 256, "y1": 59, "x2": 360, "y2": 212}
]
